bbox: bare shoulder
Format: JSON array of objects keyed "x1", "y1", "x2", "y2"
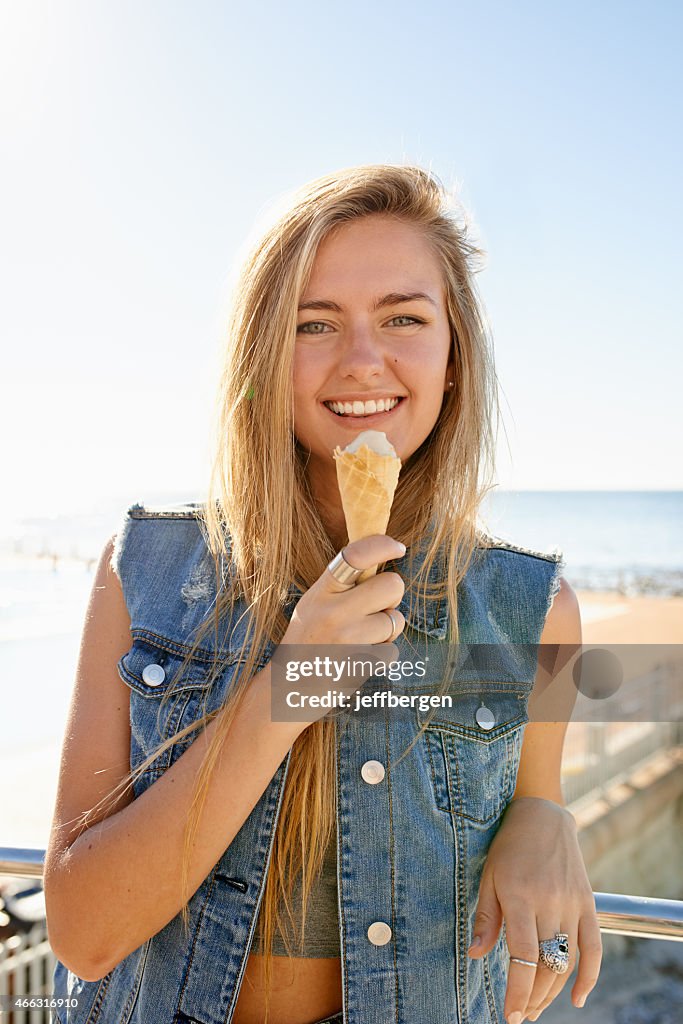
[
  {"x1": 44, "y1": 534, "x2": 134, "y2": 870},
  {"x1": 541, "y1": 576, "x2": 582, "y2": 645}
]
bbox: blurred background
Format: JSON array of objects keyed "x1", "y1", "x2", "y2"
[{"x1": 1, "y1": 1, "x2": 681, "y2": 1020}]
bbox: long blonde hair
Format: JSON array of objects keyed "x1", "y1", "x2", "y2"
[{"x1": 81, "y1": 164, "x2": 499, "y2": 1020}]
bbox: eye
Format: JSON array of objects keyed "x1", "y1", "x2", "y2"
[
  {"x1": 389, "y1": 315, "x2": 424, "y2": 326},
  {"x1": 296, "y1": 321, "x2": 331, "y2": 335}
]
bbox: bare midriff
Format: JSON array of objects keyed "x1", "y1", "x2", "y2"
[{"x1": 231, "y1": 953, "x2": 343, "y2": 1024}]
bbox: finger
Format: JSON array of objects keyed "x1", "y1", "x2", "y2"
[
  {"x1": 331, "y1": 536, "x2": 406, "y2": 586},
  {"x1": 571, "y1": 909, "x2": 602, "y2": 1010},
  {"x1": 327, "y1": 641, "x2": 401, "y2": 698},
  {"x1": 468, "y1": 868, "x2": 503, "y2": 958},
  {"x1": 345, "y1": 535, "x2": 406, "y2": 567},
  {"x1": 526, "y1": 919, "x2": 577, "y2": 1021},
  {"x1": 525, "y1": 918, "x2": 567, "y2": 1014},
  {"x1": 325, "y1": 538, "x2": 406, "y2": 594},
  {"x1": 503, "y1": 906, "x2": 539, "y2": 1022},
  {"x1": 372, "y1": 641, "x2": 401, "y2": 666}
]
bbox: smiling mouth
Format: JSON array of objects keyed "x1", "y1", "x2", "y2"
[{"x1": 323, "y1": 397, "x2": 404, "y2": 418}]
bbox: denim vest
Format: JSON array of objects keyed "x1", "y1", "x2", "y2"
[{"x1": 52, "y1": 501, "x2": 563, "y2": 1024}]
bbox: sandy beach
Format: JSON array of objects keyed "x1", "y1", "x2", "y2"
[
  {"x1": 573, "y1": 590, "x2": 683, "y2": 697},
  {"x1": 577, "y1": 590, "x2": 683, "y2": 644}
]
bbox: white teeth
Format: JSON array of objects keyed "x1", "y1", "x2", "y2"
[{"x1": 325, "y1": 397, "x2": 400, "y2": 417}]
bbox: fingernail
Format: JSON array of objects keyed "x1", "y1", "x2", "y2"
[
  {"x1": 397, "y1": 542, "x2": 407, "y2": 554},
  {"x1": 507, "y1": 1013, "x2": 523, "y2": 1024},
  {"x1": 467, "y1": 935, "x2": 482, "y2": 955},
  {"x1": 576, "y1": 995, "x2": 587, "y2": 1008}
]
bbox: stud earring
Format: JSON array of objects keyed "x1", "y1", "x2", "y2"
[{"x1": 448, "y1": 381, "x2": 454, "y2": 388}]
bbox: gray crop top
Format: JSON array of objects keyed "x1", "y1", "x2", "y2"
[{"x1": 250, "y1": 820, "x2": 340, "y2": 957}]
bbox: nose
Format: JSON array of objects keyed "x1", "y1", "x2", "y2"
[{"x1": 336, "y1": 323, "x2": 385, "y2": 382}]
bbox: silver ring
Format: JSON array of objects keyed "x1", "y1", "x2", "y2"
[
  {"x1": 538, "y1": 932, "x2": 570, "y2": 975},
  {"x1": 327, "y1": 549, "x2": 363, "y2": 588},
  {"x1": 509, "y1": 956, "x2": 538, "y2": 969},
  {"x1": 382, "y1": 609, "x2": 398, "y2": 642}
]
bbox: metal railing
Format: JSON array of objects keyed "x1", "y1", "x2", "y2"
[
  {"x1": 560, "y1": 659, "x2": 683, "y2": 806},
  {"x1": 1, "y1": 847, "x2": 682, "y2": 942},
  {"x1": 0, "y1": 921, "x2": 55, "y2": 1021},
  {"x1": 561, "y1": 719, "x2": 680, "y2": 806},
  {"x1": 0, "y1": 851, "x2": 44, "y2": 881}
]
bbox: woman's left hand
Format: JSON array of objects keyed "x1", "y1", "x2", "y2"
[{"x1": 467, "y1": 795, "x2": 602, "y2": 1022}]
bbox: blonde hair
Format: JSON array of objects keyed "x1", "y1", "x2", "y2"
[{"x1": 79, "y1": 164, "x2": 499, "y2": 1020}]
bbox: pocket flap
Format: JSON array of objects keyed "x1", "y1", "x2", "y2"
[
  {"x1": 417, "y1": 684, "x2": 529, "y2": 739},
  {"x1": 118, "y1": 632, "x2": 215, "y2": 697}
]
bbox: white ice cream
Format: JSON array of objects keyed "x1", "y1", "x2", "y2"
[{"x1": 343, "y1": 430, "x2": 397, "y2": 456}]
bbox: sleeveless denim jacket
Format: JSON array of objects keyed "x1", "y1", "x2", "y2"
[{"x1": 52, "y1": 501, "x2": 564, "y2": 1024}]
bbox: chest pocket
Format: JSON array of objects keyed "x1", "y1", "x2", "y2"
[
  {"x1": 418, "y1": 685, "x2": 529, "y2": 825},
  {"x1": 118, "y1": 631, "x2": 269, "y2": 786}
]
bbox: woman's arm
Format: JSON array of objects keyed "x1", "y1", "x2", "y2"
[
  {"x1": 512, "y1": 576, "x2": 582, "y2": 806},
  {"x1": 468, "y1": 577, "x2": 603, "y2": 1022}
]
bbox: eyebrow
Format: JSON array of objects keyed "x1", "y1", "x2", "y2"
[{"x1": 297, "y1": 291, "x2": 438, "y2": 313}]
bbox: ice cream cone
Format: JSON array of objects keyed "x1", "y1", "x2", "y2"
[{"x1": 333, "y1": 430, "x2": 402, "y2": 582}]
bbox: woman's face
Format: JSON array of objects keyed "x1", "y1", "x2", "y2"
[{"x1": 293, "y1": 214, "x2": 454, "y2": 501}]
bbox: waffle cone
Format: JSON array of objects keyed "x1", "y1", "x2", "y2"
[{"x1": 333, "y1": 443, "x2": 402, "y2": 581}]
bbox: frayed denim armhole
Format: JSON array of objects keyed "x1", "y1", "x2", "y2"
[
  {"x1": 110, "y1": 505, "x2": 138, "y2": 616},
  {"x1": 545, "y1": 548, "x2": 566, "y2": 621}
]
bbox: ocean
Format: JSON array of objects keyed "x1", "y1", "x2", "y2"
[
  {"x1": 2, "y1": 489, "x2": 682, "y2": 594},
  {"x1": 479, "y1": 490, "x2": 683, "y2": 596}
]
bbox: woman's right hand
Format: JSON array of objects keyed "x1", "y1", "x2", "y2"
[
  {"x1": 275, "y1": 536, "x2": 407, "y2": 726},
  {"x1": 281, "y1": 535, "x2": 407, "y2": 648}
]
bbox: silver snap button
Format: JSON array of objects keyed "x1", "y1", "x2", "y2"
[
  {"x1": 476, "y1": 704, "x2": 495, "y2": 730},
  {"x1": 361, "y1": 760, "x2": 385, "y2": 784},
  {"x1": 142, "y1": 663, "x2": 165, "y2": 687},
  {"x1": 367, "y1": 921, "x2": 392, "y2": 945}
]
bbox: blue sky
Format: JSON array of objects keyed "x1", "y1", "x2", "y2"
[{"x1": 1, "y1": 0, "x2": 681, "y2": 516}]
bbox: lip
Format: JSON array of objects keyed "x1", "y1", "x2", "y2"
[
  {"x1": 321, "y1": 396, "x2": 405, "y2": 425},
  {"x1": 321, "y1": 394, "x2": 406, "y2": 403}
]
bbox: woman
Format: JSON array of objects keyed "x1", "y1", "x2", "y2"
[{"x1": 45, "y1": 165, "x2": 602, "y2": 1024}]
